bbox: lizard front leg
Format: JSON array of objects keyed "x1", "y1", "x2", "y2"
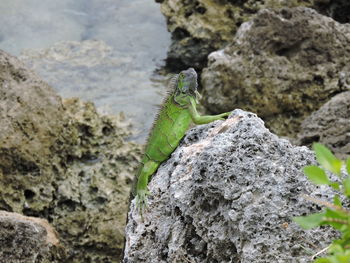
[
  {"x1": 136, "y1": 160, "x2": 160, "y2": 213},
  {"x1": 188, "y1": 97, "x2": 231, "y2": 124}
]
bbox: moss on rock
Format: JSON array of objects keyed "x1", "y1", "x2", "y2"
[{"x1": 0, "y1": 50, "x2": 141, "y2": 262}]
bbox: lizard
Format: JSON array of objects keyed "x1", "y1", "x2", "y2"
[{"x1": 135, "y1": 67, "x2": 231, "y2": 214}]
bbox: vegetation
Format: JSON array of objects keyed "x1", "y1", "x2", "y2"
[{"x1": 294, "y1": 143, "x2": 350, "y2": 262}]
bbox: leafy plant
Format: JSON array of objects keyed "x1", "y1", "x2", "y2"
[{"x1": 294, "y1": 143, "x2": 350, "y2": 262}]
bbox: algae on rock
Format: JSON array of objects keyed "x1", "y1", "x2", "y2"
[
  {"x1": 157, "y1": 0, "x2": 349, "y2": 69},
  {"x1": 0, "y1": 49, "x2": 142, "y2": 262},
  {"x1": 52, "y1": 98, "x2": 141, "y2": 262},
  {"x1": 157, "y1": 0, "x2": 315, "y2": 69}
]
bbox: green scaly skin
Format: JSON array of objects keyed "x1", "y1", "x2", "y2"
[{"x1": 135, "y1": 68, "x2": 231, "y2": 214}]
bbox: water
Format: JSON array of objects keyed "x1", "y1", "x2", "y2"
[{"x1": 0, "y1": 0, "x2": 171, "y2": 142}]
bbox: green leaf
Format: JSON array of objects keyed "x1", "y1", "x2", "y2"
[
  {"x1": 313, "y1": 143, "x2": 342, "y2": 175},
  {"x1": 347, "y1": 158, "x2": 350, "y2": 175},
  {"x1": 334, "y1": 255, "x2": 350, "y2": 263},
  {"x1": 341, "y1": 229, "x2": 350, "y2": 240},
  {"x1": 293, "y1": 212, "x2": 325, "y2": 229},
  {"x1": 323, "y1": 209, "x2": 348, "y2": 231},
  {"x1": 313, "y1": 258, "x2": 330, "y2": 263},
  {"x1": 303, "y1": 165, "x2": 330, "y2": 185},
  {"x1": 331, "y1": 159, "x2": 343, "y2": 176},
  {"x1": 333, "y1": 195, "x2": 342, "y2": 207},
  {"x1": 329, "y1": 182, "x2": 340, "y2": 191},
  {"x1": 343, "y1": 176, "x2": 350, "y2": 197},
  {"x1": 329, "y1": 243, "x2": 343, "y2": 253}
]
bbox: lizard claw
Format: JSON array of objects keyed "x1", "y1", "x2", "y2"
[
  {"x1": 136, "y1": 189, "x2": 150, "y2": 215},
  {"x1": 218, "y1": 111, "x2": 231, "y2": 120},
  {"x1": 222, "y1": 111, "x2": 232, "y2": 117}
]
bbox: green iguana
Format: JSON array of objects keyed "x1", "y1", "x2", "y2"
[{"x1": 135, "y1": 68, "x2": 231, "y2": 213}]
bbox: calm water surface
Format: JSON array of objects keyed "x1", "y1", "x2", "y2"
[{"x1": 0, "y1": 0, "x2": 171, "y2": 142}]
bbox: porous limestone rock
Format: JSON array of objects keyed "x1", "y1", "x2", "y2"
[
  {"x1": 157, "y1": 0, "x2": 316, "y2": 69},
  {"x1": 0, "y1": 49, "x2": 141, "y2": 262},
  {"x1": 297, "y1": 90, "x2": 350, "y2": 159},
  {"x1": 0, "y1": 49, "x2": 65, "y2": 212},
  {"x1": 201, "y1": 7, "x2": 350, "y2": 138},
  {"x1": 124, "y1": 110, "x2": 337, "y2": 263},
  {"x1": 51, "y1": 98, "x2": 141, "y2": 262},
  {"x1": 0, "y1": 211, "x2": 64, "y2": 262},
  {"x1": 157, "y1": 0, "x2": 350, "y2": 69}
]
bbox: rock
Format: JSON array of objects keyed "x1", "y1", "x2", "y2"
[
  {"x1": 297, "y1": 91, "x2": 350, "y2": 159},
  {"x1": 315, "y1": 0, "x2": 350, "y2": 23},
  {"x1": 52, "y1": 98, "x2": 141, "y2": 262},
  {"x1": 0, "y1": 49, "x2": 65, "y2": 178},
  {"x1": 158, "y1": 0, "x2": 350, "y2": 70},
  {"x1": 201, "y1": 7, "x2": 350, "y2": 138},
  {"x1": 124, "y1": 110, "x2": 337, "y2": 262},
  {"x1": 0, "y1": 211, "x2": 64, "y2": 262},
  {"x1": 0, "y1": 49, "x2": 66, "y2": 213},
  {"x1": 158, "y1": 0, "x2": 311, "y2": 70},
  {"x1": 0, "y1": 49, "x2": 142, "y2": 262}
]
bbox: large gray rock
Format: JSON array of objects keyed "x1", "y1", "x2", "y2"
[
  {"x1": 0, "y1": 49, "x2": 141, "y2": 262},
  {"x1": 297, "y1": 90, "x2": 350, "y2": 159},
  {"x1": 202, "y1": 7, "x2": 350, "y2": 138},
  {"x1": 124, "y1": 110, "x2": 336, "y2": 263}
]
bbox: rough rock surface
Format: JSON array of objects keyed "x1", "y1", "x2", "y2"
[
  {"x1": 297, "y1": 91, "x2": 350, "y2": 159},
  {"x1": 124, "y1": 110, "x2": 337, "y2": 263},
  {"x1": 0, "y1": 48, "x2": 65, "y2": 180},
  {"x1": 0, "y1": 211, "x2": 63, "y2": 263},
  {"x1": 157, "y1": 0, "x2": 350, "y2": 70},
  {"x1": 0, "y1": 49, "x2": 141, "y2": 262},
  {"x1": 201, "y1": 7, "x2": 350, "y2": 138}
]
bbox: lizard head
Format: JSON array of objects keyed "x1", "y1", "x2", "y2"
[{"x1": 176, "y1": 68, "x2": 202, "y2": 104}]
